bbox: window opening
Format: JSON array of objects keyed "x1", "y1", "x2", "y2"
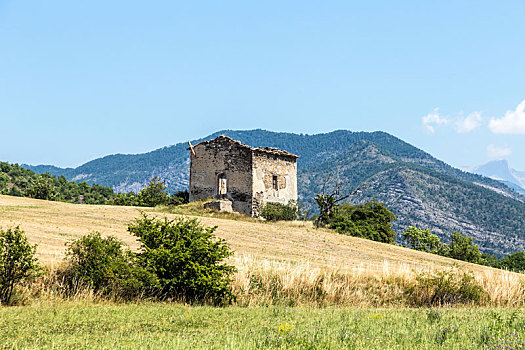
[
  {"x1": 218, "y1": 173, "x2": 227, "y2": 198},
  {"x1": 272, "y1": 175, "x2": 278, "y2": 191}
]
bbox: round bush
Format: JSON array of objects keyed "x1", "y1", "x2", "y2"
[
  {"x1": 260, "y1": 201, "x2": 298, "y2": 221},
  {"x1": 128, "y1": 214, "x2": 236, "y2": 305}
]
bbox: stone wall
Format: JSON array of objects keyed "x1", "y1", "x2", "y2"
[
  {"x1": 189, "y1": 136, "x2": 298, "y2": 217},
  {"x1": 189, "y1": 138, "x2": 253, "y2": 215},
  {"x1": 252, "y1": 150, "x2": 297, "y2": 215}
]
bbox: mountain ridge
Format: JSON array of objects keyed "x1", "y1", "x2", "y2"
[
  {"x1": 22, "y1": 129, "x2": 525, "y2": 255},
  {"x1": 23, "y1": 129, "x2": 521, "y2": 197}
]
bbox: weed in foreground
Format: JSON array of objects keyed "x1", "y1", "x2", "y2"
[
  {"x1": 434, "y1": 326, "x2": 458, "y2": 346},
  {"x1": 480, "y1": 333, "x2": 525, "y2": 350},
  {"x1": 426, "y1": 309, "x2": 442, "y2": 324}
]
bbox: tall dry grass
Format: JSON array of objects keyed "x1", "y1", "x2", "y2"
[
  {"x1": 477, "y1": 268, "x2": 525, "y2": 306},
  {"x1": 14, "y1": 267, "x2": 99, "y2": 306},
  {"x1": 231, "y1": 254, "x2": 525, "y2": 307},
  {"x1": 10, "y1": 256, "x2": 525, "y2": 308}
]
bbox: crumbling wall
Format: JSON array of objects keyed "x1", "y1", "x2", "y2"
[
  {"x1": 189, "y1": 137, "x2": 253, "y2": 215},
  {"x1": 252, "y1": 150, "x2": 297, "y2": 214}
]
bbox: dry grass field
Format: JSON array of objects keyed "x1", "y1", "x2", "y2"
[
  {"x1": 0, "y1": 194, "x2": 479, "y2": 270},
  {"x1": 2, "y1": 194, "x2": 525, "y2": 307}
]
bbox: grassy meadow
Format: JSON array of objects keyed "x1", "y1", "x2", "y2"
[
  {"x1": 2, "y1": 194, "x2": 525, "y2": 348},
  {"x1": 1, "y1": 304, "x2": 525, "y2": 349}
]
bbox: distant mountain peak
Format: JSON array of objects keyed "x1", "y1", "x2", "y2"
[
  {"x1": 484, "y1": 159, "x2": 510, "y2": 168},
  {"x1": 468, "y1": 159, "x2": 525, "y2": 194}
]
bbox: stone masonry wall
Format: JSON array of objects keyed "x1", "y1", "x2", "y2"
[
  {"x1": 189, "y1": 138, "x2": 253, "y2": 215},
  {"x1": 252, "y1": 150, "x2": 297, "y2": 216}
]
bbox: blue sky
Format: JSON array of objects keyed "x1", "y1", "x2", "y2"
[{"x1": 1, "y1": 1, "x2": 524, "y2": 169}]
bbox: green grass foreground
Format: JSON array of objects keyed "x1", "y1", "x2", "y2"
[{"x1": 1, "y1": 305, "x2": 524, "y2": 349}]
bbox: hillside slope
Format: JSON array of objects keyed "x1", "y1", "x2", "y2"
[
  {"x1": 23, "y1": 129, "x2": 525, "y2": 255},
  {"x1": 299, "y1": 141, "x2": 525, "y2": 256},
  {"x1": 0, "y1": 194, "x2": 498, "y2": 275}
]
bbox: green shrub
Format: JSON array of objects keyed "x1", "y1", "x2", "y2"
[
  {"x1": 7, "y1": 186, "x2": 23, "y2": 197},
  {"x1": 25, "y1": 178, "x2": 57, "y2": 200},
  {"x1": 169, "y1": 190, "x2": 189, "y2": 206},
  {"x1": 66, "y1": 232, "x2": 126, "y2": 291},
  {"x1": 480, "y1": 252, "x2": 500, "y2": 268},
  {"x1": 128, "y1": 214, "x2": 236, "y2": 305},
  {"x1": 138, "y1": 176, "x2": 170, "y2": 207},
  {"x1": 260, "y1": 201, "x2": 298, "y2": 221},
  {"x1": 65, "y1": 232, "x2": 156, "y2": 299},
  {"x1": 112, "y1": 192, "x2": 140, "y2": 206},
  {"x1": 406, "y1": 270, "x2": 487, "y2": 306},
  {"x1": 499, "y1": 252, "x2": 525, "y2": 272},
  {"x1": 402, "y1": 226, "x2": 443, "y2": 253},
  {"x1": 0, "y1": 226, "x2": 40, "y2": 305},
  {"x1": 426, "y1": 309, "x2": 442, "y2": 324},
  {"x1": 447, "y1": 232, "x2": 482, "y2": 263},
  {"x1": 328, "y1": 201, "x2": 396, "y2": 243}
]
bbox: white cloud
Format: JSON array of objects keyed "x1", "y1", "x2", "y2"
[
  {"x1": 422, "y1": 109, "x2": 449, "y2": 133},
  {"x1": 487, "y1": 144, "x2": 512, "y2": 158},
  {"x1": 455, "y1": 112, "x2": 482, "y2": 133},
  {"x1": 489, "y1": 100, "x2": 525, "y2": 134}
]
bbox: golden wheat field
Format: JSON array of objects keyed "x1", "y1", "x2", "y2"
[
  {"x1": 0, "y1": 194, "x2": 477, "y2": 269},
  {"x1": 1, "y1": 194, "x2": 524, "y2": 307}
]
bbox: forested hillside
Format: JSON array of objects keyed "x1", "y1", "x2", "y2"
[
  {"x1": 24, "y1": 129, "x2": 521, "y2": 197},
  {"x1": 23, "y1": 129, "x2": 525, "y2": 255},
  {"x1": 0, "y1": 162, "x2": 115, "y2": 204},
  {"x1": 298, "y1": 141, "x2": 525, "y2": 256}
]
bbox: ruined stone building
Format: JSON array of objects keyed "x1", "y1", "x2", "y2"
[{"x1": 188, "y1": 135, "x2": 298, "y2": 216}]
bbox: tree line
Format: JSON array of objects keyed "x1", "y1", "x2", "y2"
[
  {"x1": 401, "y1": 226, "x2": 525, "y2": 272},
  {"x1": 0, "y1": 162, "x2": 188, "y2": 207}
]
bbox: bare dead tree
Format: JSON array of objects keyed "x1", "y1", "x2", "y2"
[{"x1": 314, "y1": 171, "x2": 367, "y2": 227}]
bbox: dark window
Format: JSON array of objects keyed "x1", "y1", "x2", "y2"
[{"x1": 272, "y1": 175, "x2": 278, "y2": 191}]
